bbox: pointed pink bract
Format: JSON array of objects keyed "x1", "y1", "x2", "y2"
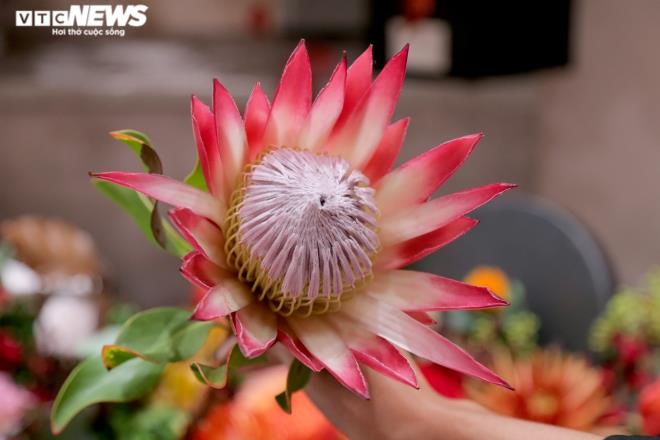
[
  {"x1": 213, "y1": 79, "x2": 247, "y2": 193},
  {"x1": 244, "y1": 82, "x2": 271, "y2": 162},
  {"x1": 376, "y1": 133, "x2": 483, "y2": 216},
  {"x1": 231, "y1": 302, "x2": 277, "y2": 358},
  {"x1": 365, "y1": 270, "x2": 508, "y2": 311},
  {"x1": 376, "y1": 217, "x2": 478, "y2": 270},
  {"x1": 379, "y1": 183, "x2": 516, "y2": 248},
  {"x1": 288, "y1": 316, "x2": 370, "y2": 398},
  {"x1": 335, "y1": 45, "x2": 373, "y2": 128},
  {"x1": 191, "y1": 95, "x2": 225, "y2": 199},
  {"x1": 326, "y1": 45, "x2": 408, "y2": 168},
  {"x1": 406, "y1": 311, "x2": 437, "y2": 325},
  {"x1": 262, "y1": 40, "x2": 312, "y2": 149},
  {"x1": 91, "y1": 171, "x2": 224, "y2": 225},
  {"x1": 332, "y1": 315, "x2": 418, "y2": 388},
  {"x1": 191, "y1": 279, "x2": 253, "y2": 320},
  {"x1": 343, "y1": 295, "x2": 511, "y2": 389},
  {"x1": 277, "y1": 328, "x2": 324, "y2": 372},
  {"x1": 170, "y1": 208, "x2": 227, "y2": 269},
  {"x1": 361, "y1": 118, "x2": 410, "y2": 184},
  {"x1": 297, "y1": 56, "x2": 347, "y2": 150},
  {"x1": 180, "y1": 252, "x2": 226, "y2": 289}
]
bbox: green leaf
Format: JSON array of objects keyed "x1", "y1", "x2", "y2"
[
  {"x1": 102, "y1": 307, "x2": 215, "y2": 369},
  {"x1": 99, "y1": 129, "x2": 191, "y2": 258},
  {"x1": 191, "y1": 344, "x2": 266, "y2": 388},
  {"x1": 184, "y1": 159, "x2": 208, "y2": 191},
  {"x1": 110, "y1": 404, "x2": 190, "y2": 440},
  {"x1": 51, "y1": 356, "x2": 163, "y2": 434},
  {"x1": 94, "y1": 180, "x2": 157, "y2": 245},
  {"x1": 275, "y1": 359, "x2": 312, "y2": 414},
  {"x1": 149, "y1": 201, "x2": 192, "y2": 257},
  {"x1": 92, "y1": 180, "x2": 191, "y2": 258},
  {"x1": 157, "y1": 208, "x2": 193, "y2": 258},
  {"x1": 101, "y1": 345, "x2": 139, "y2": 369},
  {"x1": 109, "y1": 130, "x2": 162, "y2": 174},
  {"x1": 190, "y1": 362, "x2": 229, "y2": 389}
]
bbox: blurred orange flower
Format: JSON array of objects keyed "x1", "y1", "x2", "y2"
[
  {"x1": 464, "y1": 266, "x2": 510, "y2": 303},
  {"x1": 468, "y1": 349, "x2": 613, "y2": 431},
  {"x1": 639, "y1": 378, "x2": 660, "y2": 435},
  {"x1": 191, "y1": 365, "x2": 343, "y2": 440}
]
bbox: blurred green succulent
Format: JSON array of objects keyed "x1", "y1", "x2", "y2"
[
  {"x1": 590, "y1": 267, "x2": 660, "y2": 353},
  {"x1": 445, "y1": 272, "x2": 540, "y2": 357},
  {"x1": 471, "y1": 316, "x2": 497, "y2": 345},
  {"x1": 502, "y1": 311, "x2": 540, "y2": 355}
]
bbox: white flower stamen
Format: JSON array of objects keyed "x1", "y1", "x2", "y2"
[{"x1": 225, "y1": 147, "x2": 380, "y2": 316}]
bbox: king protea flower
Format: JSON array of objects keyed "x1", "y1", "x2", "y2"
[{"x1": 92, "y1": 41, "x2": 514, "y2": 397}]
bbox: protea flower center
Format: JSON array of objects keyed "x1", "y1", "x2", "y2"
[{"x1": 225, "y1": 147, "x2": 380, "y2": 317}]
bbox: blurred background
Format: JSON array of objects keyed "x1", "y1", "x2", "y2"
[
  {"x1": 1, "y1": 0, "x2": 659, "y2": 340},
  {"x1": 2, "y1": 1, "x2": 660, "y2": 437}
]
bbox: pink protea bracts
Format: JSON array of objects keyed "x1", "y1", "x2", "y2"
[{"x1": 92, "y1": 41, "x2": 515, "y2": 398}]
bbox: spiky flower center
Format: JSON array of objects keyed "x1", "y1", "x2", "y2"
[{"x1": 225, "y1": 147, "x2": 380, "y2": 317}]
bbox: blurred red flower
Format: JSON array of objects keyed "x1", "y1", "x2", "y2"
[
  {"x1": 419, "y1": 362, "x2": 465, "y2": 398},
  {"x1": 0, "y1": 372, "x2": 35, "y2": 436},
  {"x1": 639, "y1": 378, "x2": 660, "y2": 435},
  {"x1": 0, "y1": 330, "x2": 22, "y2": 371},
  {"x1": 612, "y1": 334, "x2": 648, "y2": 367}
]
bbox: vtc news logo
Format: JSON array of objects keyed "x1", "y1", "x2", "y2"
[{"x1": 15, "y1": 5, "x2": 148, "y2": 37}]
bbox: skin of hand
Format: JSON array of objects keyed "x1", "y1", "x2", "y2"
[{"x1": 303, "y1": 357, "x2": 603, "y2": 440}]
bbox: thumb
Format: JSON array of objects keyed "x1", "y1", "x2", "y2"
[{"x1": 304, "y1": 352, "x2": 444, "y2": 439}]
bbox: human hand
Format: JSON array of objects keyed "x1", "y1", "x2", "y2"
[{"x1": 305, "y1": 354, "x2": 602, "y2": 440}]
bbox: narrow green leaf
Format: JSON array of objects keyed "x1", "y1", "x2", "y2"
[
  {"x1": 229, "y1": 344, "x2": 268, "y2": 369},
  {"x1": 274, "y1": 392, "x2": 290, "y2": 412},
  {"x1": 51, "y1": 356, "x2": 163, "y2": 434},
  {"x1": 93, "y1": 180, "x2": 191, "y2": 257},
  {"x1": 190, "y1": 362, "x2": 229, "y2": 389},
  {"x1": 184, "y1": 159, "x2": 208, "y2": 191},
  {"x1": 191, "y1": 344, "x2": 266, "y2": 388},
  {"x1": 110, "y1": 130, "x2": 162, "y2": 174},
  {"x1": 101, "y1": 307, "x2": 215, "y2": 369},
  {"x1": 101, "y1": 346, "x2": 138, "y2": 369},
  {"x1": 111, "y1": 129, "x2": 152, "y2": 147},
  {"x1": 149, "y1": 209, "x2": 191, "y2": 256},
  {"x1": 275, "y1": 358, "x2": 313, "y2": 414},
  {"x1": 150, "y1": 201, "x2": 169, "y2": 251},
  {"x1": 287, "y1": 358, "x2": 313, "y2": 391},
  {"x1": 159, "y1": 208, "x2": 193, "y2": 258},
  {"x1": 94, "y1": 180, "x2": 157, "y2": 245},
  {"x1": 103, "y1": 129, "x2": 191, "y2": 258}
]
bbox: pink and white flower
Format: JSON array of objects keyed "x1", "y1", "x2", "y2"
[
  {"x1": 93, "y1": 41, "x2": 514, "y2": 397},
  {"x1": 0, "y1": 373, "x2": 35, "y2": 436}
]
